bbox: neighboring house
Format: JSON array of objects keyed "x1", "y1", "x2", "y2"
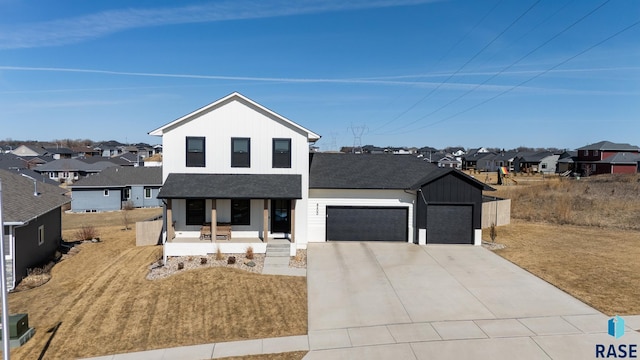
[
  {"x1": 307, "y1": 153, "x2": 493, "y2": 245},
  {"x1": 43, "y1": 147, "x2": 75, "y2": 159},
  {"x1": 362, "y1": 145, "x2": 385, "y2": 154},
  {"x1": 437, "y1": 155, "x2": 462, "y2": 168},
  {"x1": 132, "y1": 143, "x2": 155, "y2": 158},
  {"x1": 462, "y1": 149, "x2": 493, "y2": 171},
  {"x1": 69, "y1": 166, "x2": 162, "y2": 212},
  {"x1": 33, "y1": 158, "x2": 119, "y2": 183},
  {"x1": 576, "y1": 141, "x2": 640, "y2": 175},
  {"x1": 118, "y1": 152, "x2": 143, "y2": 166},
  {"x1": 149, "y1": 92, "x2": 495, "y2": 259},
  {"x1": 71, "y1": 146, "x2": 101, "y2": 158},
  {"x1": 11, "y1": 145, "x2": 47, "y2": 157},
  {"x1": 385, "y1": 147, "x2": 413, "y2": 155},
  {"x1": 557, "y1": 151, "x2": 578, "y2": 174},
  {"x1": 477, "y1": 151, "x2": 518, "y2": 172},
  {"x1": 0, "y1": 169, "x2": 70, "y2": 291},
  {"x1": 512, "y1": 151, "x2": 559, "y2": 174},
  {"x1": 153, "y1": 144, "x2": 163, "y2": 155},
  {"x1": 95, "y1": 140, "x2": 126, "y2": 157}
]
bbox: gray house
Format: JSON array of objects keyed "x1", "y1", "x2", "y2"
[
  {"x1": 0, "y1": 169, "x2": 70, "y2": 291},
  {"x1": 69, "y1": 167, "x2": 163, "y2": 212}
]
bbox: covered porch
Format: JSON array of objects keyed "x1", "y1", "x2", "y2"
[{"x1": 158, "y1": 173, "x2": 302, "y2": 258}]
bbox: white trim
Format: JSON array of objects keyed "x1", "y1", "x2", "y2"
[
  {"x1": 474, "y1": 229, "x2": 482, "y2": 246},
  {"x1": 149, "y1": 92, "x2": 321, "y2": 141}
]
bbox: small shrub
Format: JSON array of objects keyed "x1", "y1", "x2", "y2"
[
  {"x1": 245, "y1": 246, "x2": 254, "y2": 260},
  {"x1": 227, "y1": 256, "x2": 236, "y2": 264},
  {"x1": 75, "y1": 225, "x2": 99, "y2": 241},
  {"x1": 489, "y1": 223, "x2": 497, "y2": 243},
  {"x1": 122, "y1": 200, "x2": 135, "y2": 211},
  {"x1": 200, "y1": 257, "x2": 208, "y2": 265},
  {"x1": 177, "y1": 262, "x2": 184, "y2": 270},
  {"x1": 215, "y1": 247, "x2": 224, "y2": 261}
]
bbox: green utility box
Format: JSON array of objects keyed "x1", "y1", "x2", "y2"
[{"x1": 0, "y1": 313, "x2": 29, "y2": 339}]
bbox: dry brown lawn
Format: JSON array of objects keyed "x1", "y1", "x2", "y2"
[
  {"x1": 482, "y1": 174, "x2": 640, "y2": 315},
  {"x1": 218, "y1": 351, "x2": 307, "y2": 360},
  {"x1": 7, "y1": 209, "x2": 307, "y2": 360}
]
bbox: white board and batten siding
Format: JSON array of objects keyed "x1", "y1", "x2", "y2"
[
  {"x1": 156, "y1": 97, "x2": 312, "y2": 249},
  {"x1": 308, "y1": 189, "x2": 416, "y2": 243}
]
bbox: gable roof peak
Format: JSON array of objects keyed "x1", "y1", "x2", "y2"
[{"x1": 148, "y1": 92, "x2": 320, "y2": 141}]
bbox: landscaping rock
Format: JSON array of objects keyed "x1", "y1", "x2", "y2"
[{"x1": 244, "y1": 261, "x2": 256, "y2": 267}]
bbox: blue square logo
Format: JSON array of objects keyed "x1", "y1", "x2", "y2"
[{"x1": 608, "y1": 315, "x2": 625, "y2": 339}]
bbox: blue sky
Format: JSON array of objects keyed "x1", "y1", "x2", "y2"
[{"x1": 0, "y1": 0, "x2": 638, "y2": 151}]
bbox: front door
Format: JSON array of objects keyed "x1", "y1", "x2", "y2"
[{"x1": 271, "y1": 199, "x2": 291, "y2": 233}]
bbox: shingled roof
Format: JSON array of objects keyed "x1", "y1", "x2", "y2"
[
  {"x1": 0, "y1": 169, "x2": 70, "y2": 224},
  {"x1": 577, "y1": 141, "x2": 640, "y2": 151},
  {"x1": 70, "y1": 166, "x2": 162, "y2": 188},
  {"x1": 309, "y1": 153, "x2": 438, "y2": 189},
  {"x1": 158, "y1": 174, "x2": 301, "y2": 199}
]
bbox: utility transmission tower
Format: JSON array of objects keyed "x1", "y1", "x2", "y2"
[
  {"x1": 348, "y1": 124, "x2": 368, "y2": 154},
  {"x1": 328, "y1": 131, "x2": 339, "y2": 152}
]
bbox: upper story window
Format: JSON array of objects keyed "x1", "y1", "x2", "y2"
[
  {"x1": 593, "y1": 150, "x2": 599, "y2": 156},
  {"x1": 144, "y1": 188, "x2": 152, "y2": 199},
  {"x1": 583, "y1": 150, "x2": 589, "y2": 156},
  {"x1": 186, "y1": 137, "x2": 205, "y2": 167},
  {"x1": 104, "y1": 189, "x2": 109, "y2": 197},
  {"x1": 273, "y1": 138, "x2": 292, "y2": 168},
  {"x1": 231, "y1": 138, "x2": 250, "y2": 168}
]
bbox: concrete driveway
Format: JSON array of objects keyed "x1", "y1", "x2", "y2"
[{"x1": 306, "y1": 243, "x2": 640, "y2": 359}]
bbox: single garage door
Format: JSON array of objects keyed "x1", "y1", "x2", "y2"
[
  {"x1": 426, "y1": 204, "x2": 473, "y2": 244},
  {"x1": 326, "y1": 206, "x2": 408, "y2": 241}
]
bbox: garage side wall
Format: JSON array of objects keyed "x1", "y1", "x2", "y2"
[{"x1": 308, "y1": 189, "x2": 416, "y2": 243}]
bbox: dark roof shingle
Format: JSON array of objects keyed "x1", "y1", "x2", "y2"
[
  {"x1": 0, "y1": 169, "x2": 70, "y2": 223},
  {"x1": 309, "y1": 153, "x2": 435, "y2": 189},
  {"x1": 158, "y1": 174, "x2": 301, "y2": 199},
  {"x1": 70, "y1": 166, "x2": 162, "y2": 188}
]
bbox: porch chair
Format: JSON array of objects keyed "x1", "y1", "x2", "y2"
[{"x1": 200, "y1": 223, "x2": 212, "y2": 240}]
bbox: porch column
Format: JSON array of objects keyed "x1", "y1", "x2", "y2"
[
  {"x1": 211, "y1": 199, "x2": 217, "y2": 242},
  {"x1": 166, "y1": 199, "x2": 174, "y2": 240},
  {"x1": 263, "y1": 199, "x2": 269, "y2": 242},
  {"x1": 290, "y1": 199, "x2": 296, "y2": 243}
]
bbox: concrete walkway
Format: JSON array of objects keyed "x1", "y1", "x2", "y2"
[
  {"x1": 79, "y1": 335, "x2": 310, "y2": 360},
  {"x1": 261, "y1": 239, "x2": 306, "y2": 276},
  {"x1": 82, "y1": 243, "x2": 640, "y2": 359}
]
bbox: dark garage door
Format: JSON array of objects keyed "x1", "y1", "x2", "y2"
[
  {"x1": 326, "y1": 206, "x2": 408, "y2": 241},
  {"x1": 426, "y1": 204, "x2": 473, "y2": 244}
]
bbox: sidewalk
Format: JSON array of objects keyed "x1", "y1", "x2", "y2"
[
  {"x1": 80, "y1": 316, "x2": 640, "y2": 360},
  {"x1": 79, "y1": 335, "x2": 310, "y2": 360}
]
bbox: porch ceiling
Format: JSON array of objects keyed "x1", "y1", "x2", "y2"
[{"x1": 158, "y1": 173, "x2": 302, "y2": 199}]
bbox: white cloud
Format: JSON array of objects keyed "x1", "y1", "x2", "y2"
[{"x1": 0, "y1": 0, "x2": 438, "y2": 49}]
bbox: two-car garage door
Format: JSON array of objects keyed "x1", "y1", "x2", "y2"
[{"x1": 326, "y1": 206, "x2": 408, "y2": 242}]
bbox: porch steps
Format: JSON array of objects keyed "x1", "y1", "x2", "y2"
[{"x1": 262, "y1": 241, "x2": 306, "y2": 277}]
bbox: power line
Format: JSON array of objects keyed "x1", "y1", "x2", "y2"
[
  {"x1": 399, "y1": 17, "x2": 640, "y2": 133},
  {"x1": 370, "y1": 0, "x2": 504, "y2": 133},
  {"x1": 384, "y1": 0, "x2": 613, "y2": 134},
  {"x1": 372, "y1": 0, "x2": 541, "y2": 134},
  {"x1": 475, "y1": 0, "x2": 576, "y2": 71}
]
